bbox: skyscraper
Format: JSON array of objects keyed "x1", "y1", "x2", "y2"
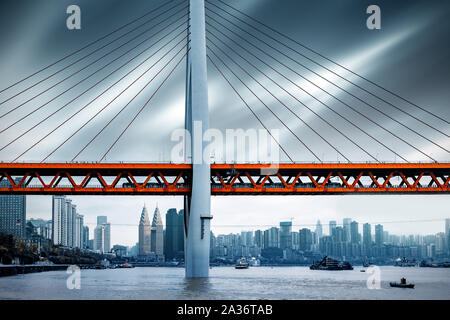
[
  {"x1": 52, "y1": 195, "x2": 67, "y2": 246},
  {"x1": 83, "y1": 225, "x2": 89, "y2": 248},
  {"x1": 52, "y1": 196, "x2": 84, "y2": 248},
  {"x1": 329, "y1": 220, "x2": 337, "y2": 236},
  {"x1": 138, "y1": 205, "x2": 151, "y2": 256},
  {"x1": 445, "y1": 218, "x2": 450, "y2": 253},
  {"x1": 97, "y1": 216, "x2": 107, "y2": 225},
  {"x1": 241, "y1": 231, "x2": 253, "y2": 247},
  {"x1": 363, "y1": 223, "x2": 372, "y2": 248},
  {"x1": 254, "y1": 230, "x2": 264, "y2": 248},
  {"x1": 280, "y1": 221, "x2": 292, "y2": 249},
  {"x1": 343, "y1": 218, "x2": 352, "y2": 242},
  {"x1": 350, "y1": 221, "x2": 359, "y2": 244},
  {"x1": 315, "y1": 220, "x2": 323, "y2": 240},
  {"x1": 0, "y1": 179, "x2": 26, "y2": 239},
  {"x1": 264, "y1": 227, "x2": 279, "y2": 248},
  {"x1": 375, "y1": 224, "x2": 384, "y2": 246},
  {"x1": 299, "y1": 228, "x2": 312, "y2": 251},
  {"x1": 94, "y1": 216, "x2": 110, "y2": 253},
  {"x1": 165, "y1": 208, "x2": 185, "y2": 260},
  {"x1": 151, "y1": 205, "x2": 164, "y2": 260}
]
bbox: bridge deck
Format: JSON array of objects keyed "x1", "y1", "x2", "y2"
[{"x1": 0, "y1": 163, "x2": 449, "y2": 195}]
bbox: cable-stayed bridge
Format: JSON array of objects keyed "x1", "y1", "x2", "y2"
[{"x1": 0, "y1": 0, "x2": 449, "y2": 277}]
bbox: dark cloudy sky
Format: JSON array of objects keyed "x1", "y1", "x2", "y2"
[{"x1": 0, "y1": 1, "x2": 449, "y2": 245}]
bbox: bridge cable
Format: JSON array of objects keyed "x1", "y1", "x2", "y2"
[
  {"x1": 206, "y1": 15, "x2": 409, "y2": 162},
  {"x1": 0, "y1": 15, "x2": 189, "y2": 136},
  {"x1": 41, "y1": 38, "x2": 190, "y2": 163},
  {"x1": 0, "y1": 0, "x2": 179, "y2": 96},
  {"x1": 1, "y1": 24, "x2": 190, "y2": 154},
  {"x1": 0, "y1": 1, "x2": 188, "y2": 107},
  {"x1": 206, "y1": 28, "x2": 379, "y2": 163},
  {"x1": 0, "y1": 9, "x2": 189, "y2": 122},
  {"x1": 205, "y1": 9, "x2": 439, "y2": 162},
  {"x1": 205, "y1": 13, "x2": 427, "y2": 163},
  {"x1": 207, "y1": 36, "x2": 351, "y2": 162},
  {"x1": 208, "y1": 45, "x2": 321, "y2": 162},
  {"x1": 71, "y1": 42, "x2": 190, "y2": 162},
  {"x1": 13, "y1": 39, "x2": 190, "y2": 162},
  {"x1": 48, "y1": 35, "x2": 190, "y2": 163},
  {"x1": 207, "y1": 52, "x2": 295, "y2": 163},
  {"x1": 206, "y1": 4, "x2": 450, "y2": 151},
  {"x1": 210, "y1": 0, "x2": 450, "y2": 126},
  {"x1": 100, "y1": 47, "x2": 190, "y2": 162}
]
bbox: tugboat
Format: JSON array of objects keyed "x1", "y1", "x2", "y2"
[
  {"x1": 310, "y1": 256, "x2": 353, "y2": 270},
  {"x1": 235, "y1": 258, "x2": 249, "y2": 269},
  {"x1": 390, "y1": 278, "x2": 415, "y2": 288}
]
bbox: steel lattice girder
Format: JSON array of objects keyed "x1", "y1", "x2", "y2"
[{"x1": 0, "y1": 163, "x2": 449, "y2": 195}]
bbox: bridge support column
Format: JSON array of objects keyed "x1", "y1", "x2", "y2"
[{"x1": 184, "y1": 0, "x2": 211, "y2": 278}]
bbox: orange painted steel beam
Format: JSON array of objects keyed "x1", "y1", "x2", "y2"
[{"x1": 0, "y1": 162, "x2": 449, "y2": 195}]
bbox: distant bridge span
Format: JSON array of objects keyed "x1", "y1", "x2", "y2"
[{"x1": 0, "y1": 162, "x2": 449, "y2": 195}]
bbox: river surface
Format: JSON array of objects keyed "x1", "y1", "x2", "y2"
[{"x1": 0, "y1": 266, "x2": 449, "y2": 300}]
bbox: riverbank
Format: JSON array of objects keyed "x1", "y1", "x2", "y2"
[{"x1": 0, "y1": 264, "x2": 70, "y2": 277}]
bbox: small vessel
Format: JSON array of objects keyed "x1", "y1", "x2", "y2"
[
  {"x1": 360, "y1": 269, "x2": 366, "y2": 272},
  {"x1": 120, "y1": 262, "x2": 134, "y2": 268},
  {"x1": 310, "y1": 256, "x2": 353, "y2": 270},
  {"x1": 235, "y1": 258, "x2": 249, "y2": 269},
  {"x1": 390, "y1": 278, "x2": 414, "y2": 288}
]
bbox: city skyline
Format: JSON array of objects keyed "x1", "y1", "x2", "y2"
[{"x1": 26, "y1": 194, "x2": 449, "y2": 246}]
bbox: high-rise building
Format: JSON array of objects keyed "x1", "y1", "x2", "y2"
[
  {"x1": 264, "y1": 227, "x2": 279, "y2": 248},
  {"x1": 83, "y1": 226, "x2": 89, "y2": 248},
  {"x1": 280, "y1": 221, "x2": 292, "y2": 249},
  {"x1": 343, "y1": 218, "x2": 352, "y2": 242},
  {"x1": 445, "y1": 218, "x2": 450, "y2": 253},
  {"x1": 254, "y1": 229, "x2": 264, "y2": 248},
  {"x1": 94, "y1": 216, "x2": 110, "y2": 253},
  {"x1": 363, "y1": 223, "x2": 372, "y2": 248},
  {"x1": 375, "y1": 224, "x2": 384, "y2": 246},
  {"x1": 165, "y1": 208, "x2": 185, "y2": 260},
  {"x1": 97, "y1": 216, "x2": 107, "y2": 225},
  {"x1": 299, "y1": 228, "x2": 312, "y2": 251},
  {"x1": 75, "y1": 214, "x2": 84, "y2": 248},
  {"x1": 329, "y1": 220, "x2": 337, "y2": 236},
  {"x1": 52, "y1": 195, "x2": 66, "y2": 246},
  {"x1": 138, "y1": 205, "x2": 151, "y2": 256},
  {"x1": 0, "y1": 179, "x2": 26, "y2": 239},
  {"x1": 332, "y1": 226, "x2": 344, "y2": 243},
  {"x1": 315, "y1": 220, "x2": 323, "y2": 241},
  {"x1": 52, "y1": 196, "x2": 84, "y2": 248},
  {"x1": 151, "y1": 205, "x2": 164, "y2": 259},
  {"x1": 241, "y1": 231, "x2": 253, "y2": 247},
  {"x1": 350, "y1": 221, "x2": 359, "y2": 244}
]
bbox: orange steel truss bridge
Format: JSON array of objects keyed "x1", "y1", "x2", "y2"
[{"x1": 0, "y1": 162, "x2": 449, "y2": 195}]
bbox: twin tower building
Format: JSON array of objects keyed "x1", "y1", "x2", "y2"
[{"x1": 138, "y1": 204, "x2": 163, "y2": 261}]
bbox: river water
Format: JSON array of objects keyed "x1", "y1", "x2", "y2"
[{"x1": 0, "y1": 266, "x2": 449, "y2": 300}]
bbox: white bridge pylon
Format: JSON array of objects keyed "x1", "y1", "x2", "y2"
[{"x1": 184, "y1": 0, "x2": 212, "y2": 278}]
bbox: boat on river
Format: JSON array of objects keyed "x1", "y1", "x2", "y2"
[
  {"x1": 310, "y1": 256, "x2": 353, "y2": 270},
  {"x1": 235, "y1": 258, "x2": 249, "y2": 269},
  {"x1": 390, "y1": 278, "x2": 414, "y2": 288}
]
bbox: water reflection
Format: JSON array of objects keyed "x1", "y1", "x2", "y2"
[{"x1": 182, "y1": 277, "x2": 213, "y2": 298}]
